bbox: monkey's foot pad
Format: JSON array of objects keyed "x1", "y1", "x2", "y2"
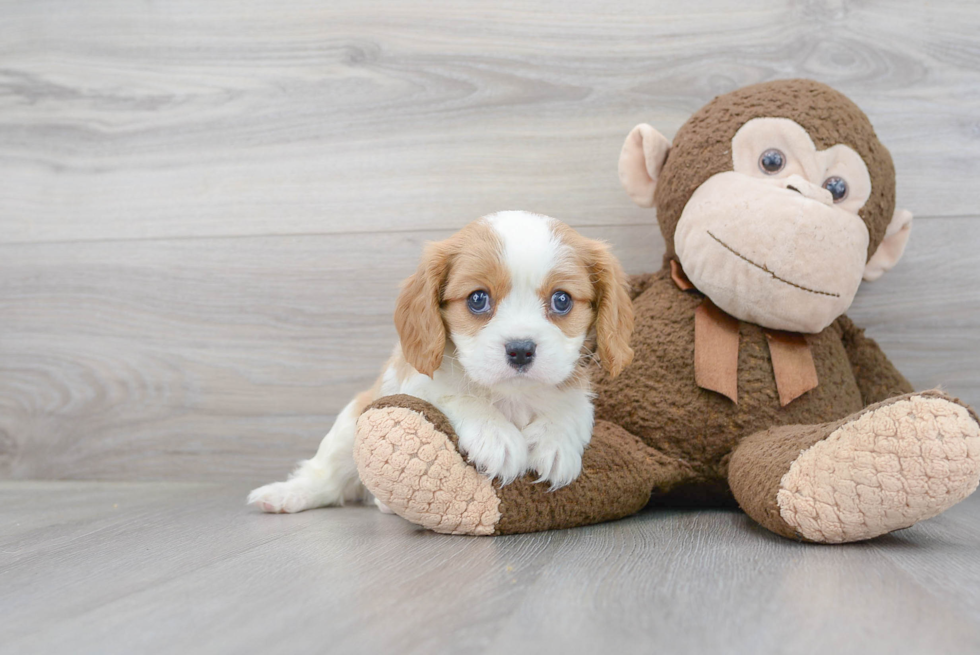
[
  {"x1": 778, "y1": 394, "x2": 980, "y2": 543},
  {"x1": 354, "y1": 402, "x2": 501, "y2": 535}
]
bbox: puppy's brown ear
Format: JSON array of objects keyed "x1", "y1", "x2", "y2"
[
  {"x1": 589, "y1": 242, "x2": 635, "y2": 378},
  {"x1": 394, "y1": 240, "x2": 452, "y2": 377}
]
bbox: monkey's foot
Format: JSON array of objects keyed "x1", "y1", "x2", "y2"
[
  {"x1": 354, "y1": 395, "x2": 670, "y2": 536},
  {"x1": 778, "y1": 392, "x2": 980, "y2": 543},
  {"x1": 354, "y1": 396, "x2": 502, "y2": 535}
]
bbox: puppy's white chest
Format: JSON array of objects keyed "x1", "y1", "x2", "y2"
[{"x1": 493, "y1": 396, "x2": 538, "y2": 430}]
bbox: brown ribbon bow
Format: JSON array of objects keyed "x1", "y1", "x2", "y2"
[{"x1": 671, "y1": 260, "x2": 818, "y2": 407}]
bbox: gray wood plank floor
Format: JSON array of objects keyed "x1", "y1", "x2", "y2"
[{"x1": 2, "y1": 481, "x2": 979, "y2": 655}]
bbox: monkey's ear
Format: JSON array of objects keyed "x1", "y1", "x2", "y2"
[
  {"x1": 864, "y1": 208, "x2": 913, "y2": 281},
  {"x1": 619, "y1": 124, "x2": 671, "y2": 208}
]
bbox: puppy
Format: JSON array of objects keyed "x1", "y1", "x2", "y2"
[{"x1": 248, "y1": 211, "x2": 634, "y2": 513}]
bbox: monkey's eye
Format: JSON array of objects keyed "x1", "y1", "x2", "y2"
[
  {"x1": 467, "y1": 290, "x2": 492, "y2": 315},
  {"x1": 759, "y1": 149, "x2": 786, "y2": 174},
  {"x1": 550, "y1": 291, "x2": 573, "y2": 315},
  {"x1": 822, "y1": 176, "x2": 848, "y2": 203}
]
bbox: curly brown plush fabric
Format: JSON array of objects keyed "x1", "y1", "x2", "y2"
[
  {"x1": 592, "y1": 269, "x2": 895, "y2": 500},
  {"x1": 493, "y1": 420, "x2": 689, "y2": 535}
]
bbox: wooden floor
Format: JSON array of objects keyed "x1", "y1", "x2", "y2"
[{"x1": 2, "y1": 481, "x2": 980, "y2": 655}]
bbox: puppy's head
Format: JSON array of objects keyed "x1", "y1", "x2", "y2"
[{"x1": 394, "y1": 211, "x2": 634, "y2": 388}]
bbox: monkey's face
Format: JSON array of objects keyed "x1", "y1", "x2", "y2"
[
  {"x1": 619, "y1": 81, "x2": 914, "y2": 335},
  {"x1": 674, "y1": 118, "x2": 873, "y2": 333}
]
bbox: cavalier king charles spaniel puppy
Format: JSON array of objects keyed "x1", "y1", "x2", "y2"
[{"x1": 248, "y1": 211, "x2": 634, "y2": 513}]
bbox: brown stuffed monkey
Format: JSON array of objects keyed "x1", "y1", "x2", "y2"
[{"x1": 352, "y1": 80, "x2": 980, "y2": 542}]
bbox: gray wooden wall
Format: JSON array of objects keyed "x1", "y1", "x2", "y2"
[{"x1": 2, "y1": 0, "x2": 979, "y2": 483}]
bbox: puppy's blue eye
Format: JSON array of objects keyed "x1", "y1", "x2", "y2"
[
  {"x1": 550, "y1": 291, "x2": 572, "y2": 315},
  {"x1": 759, "y1": 148, "x2": 785, "y2": 174},
  {"x1": 822, "y1": 176, "x2": 848, "y2": 203},
  {"x1": 467, "y1": 290, "x2": 491, "y2": 314}
]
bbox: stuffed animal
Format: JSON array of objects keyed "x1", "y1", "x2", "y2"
[{"x1": 352, "y1": 79, "x2": 980, "y2": 542}]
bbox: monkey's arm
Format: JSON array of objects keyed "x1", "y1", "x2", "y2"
[{"x1": 835, "y1": 314, "x2": 914, "y2": 405}]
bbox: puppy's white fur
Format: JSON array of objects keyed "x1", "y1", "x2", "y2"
[{"x1": 248, "y1": 211, "x2": 633, "y2": 513}]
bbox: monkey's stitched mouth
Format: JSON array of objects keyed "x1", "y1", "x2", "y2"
[{"x1": 706, "y1": 231, "x2": 841, "y2": 298}]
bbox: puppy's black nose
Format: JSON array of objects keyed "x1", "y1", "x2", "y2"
[{"x1": 505, "y1": 340, "x2": 536, "y2": 370}]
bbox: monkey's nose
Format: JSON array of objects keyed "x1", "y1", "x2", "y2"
[
  {"x1": 505, "y1": 340, "x2": 536, "y2": 370},
  {"x1": 783, "y1": 174, "x2": 833, "y2": 206}
]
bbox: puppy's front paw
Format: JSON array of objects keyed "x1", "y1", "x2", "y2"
[
  {"x1": 455, "y1": 418, "x2": 528, "y2": 485},
  {"x1": 247, "y1": 480, "x2": 317, "y2": 514},
  {"x1": 524, "y1": 420, "x2": 586, "y2": 490}
]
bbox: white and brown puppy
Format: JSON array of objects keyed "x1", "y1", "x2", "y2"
[{"x1": 248, "y1": 211, "x2": 634, "y2": 513}]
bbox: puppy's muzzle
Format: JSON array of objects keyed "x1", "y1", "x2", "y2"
[{"x1": 505, "y1": 340, "x2": 536, "y2": 370}]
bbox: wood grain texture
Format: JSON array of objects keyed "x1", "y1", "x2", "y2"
[
  {"x1": 2, "y1": 0, "x2": 980, "y2": 482},
  {"x1": 1, "y1": 481, "x2": 979, "y2": 655},
  {"x1": 1, "y1": 0, "x2": 979, "y2": 244}
]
